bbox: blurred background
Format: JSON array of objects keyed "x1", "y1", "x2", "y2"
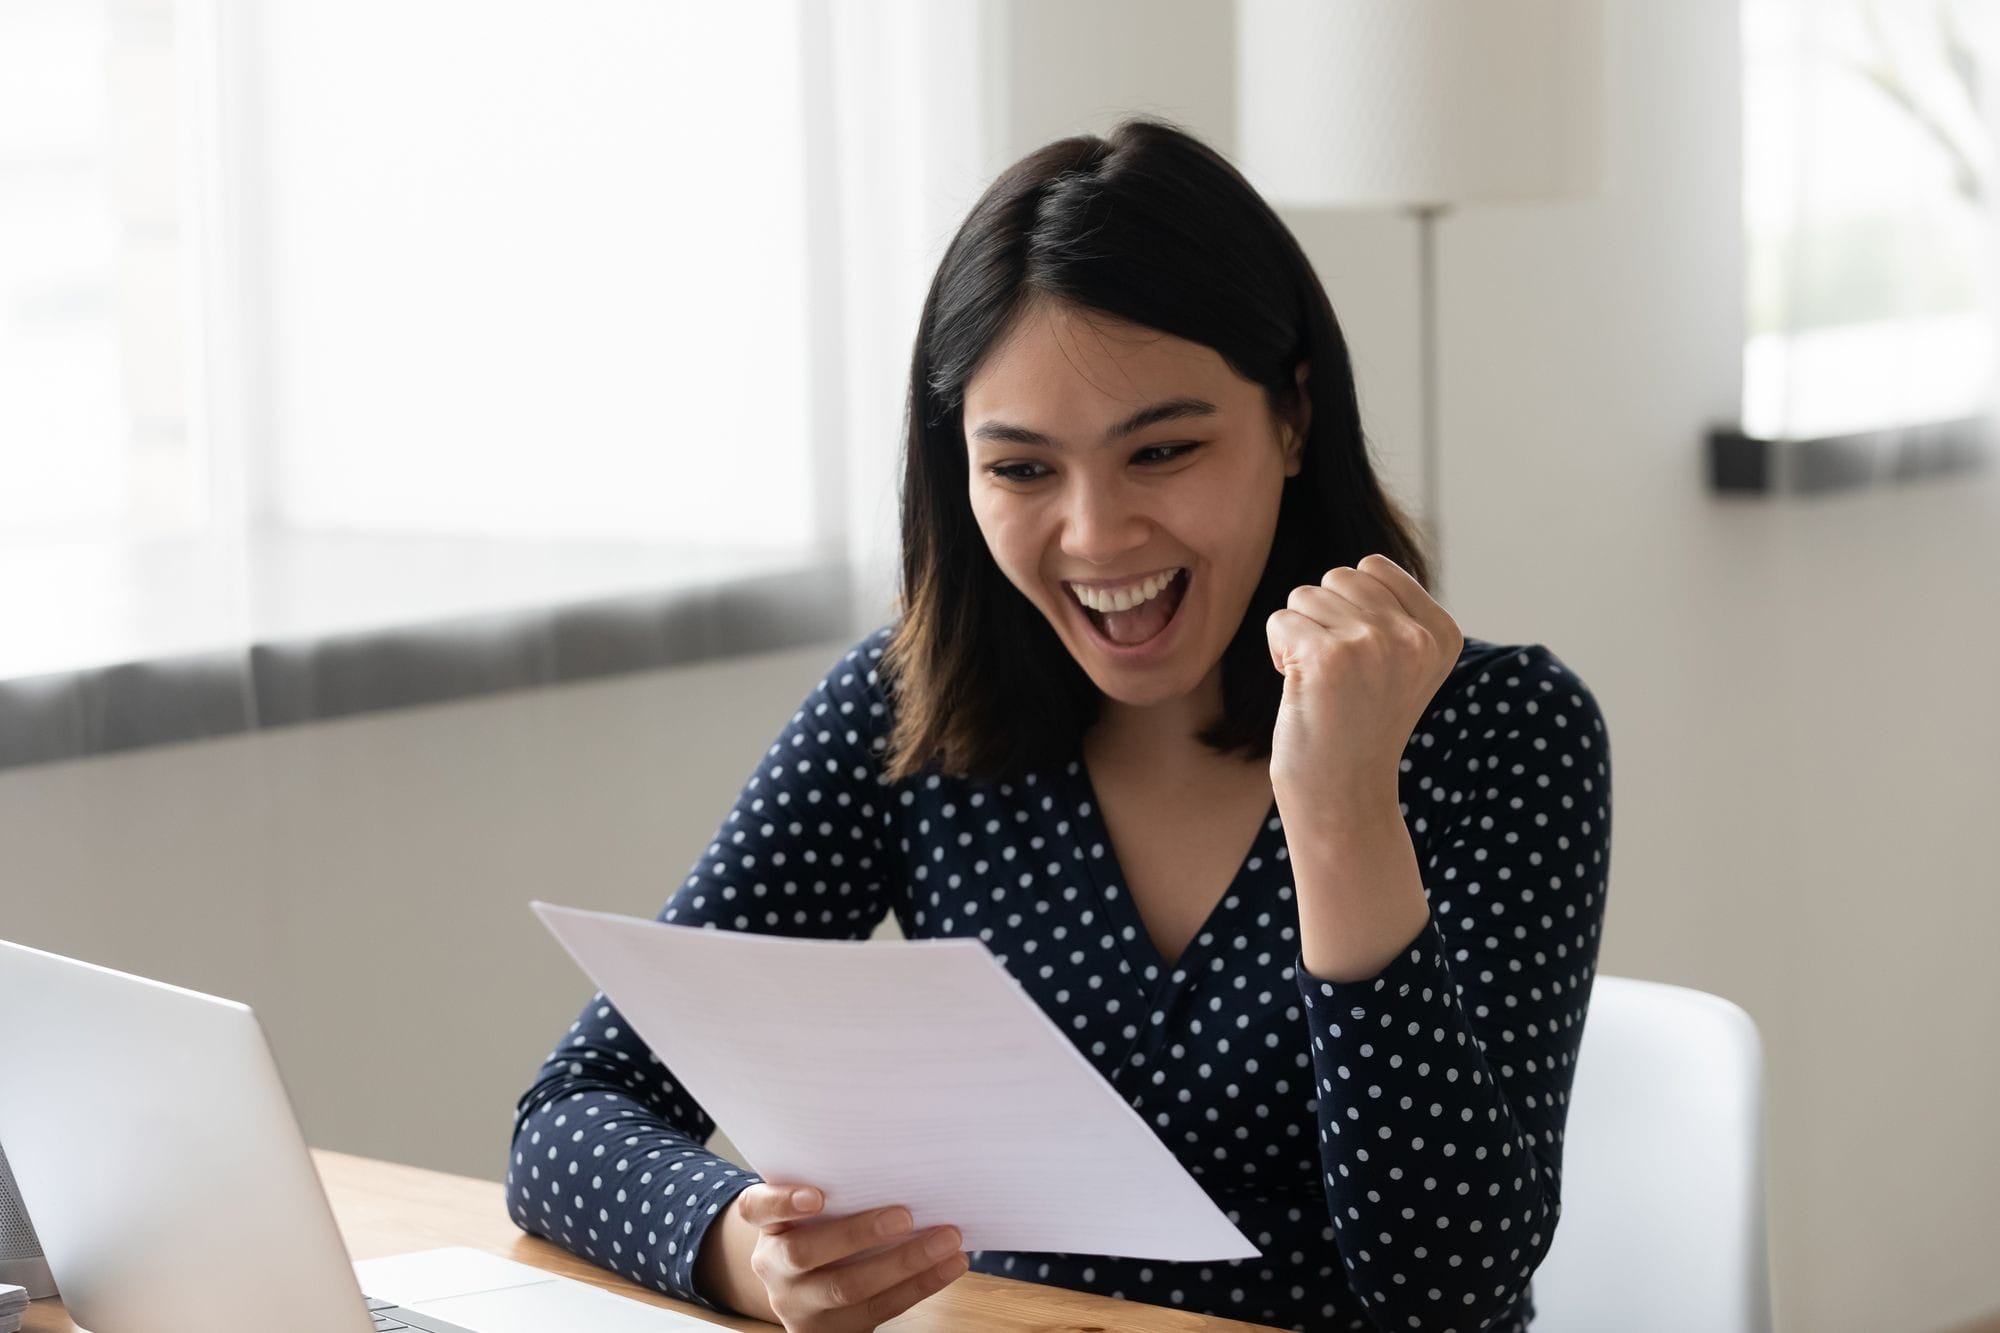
[{"x1": 2, "y1": 2, "x2": 1996, "y2": 1331}]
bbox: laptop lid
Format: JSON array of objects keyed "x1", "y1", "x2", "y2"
[{"x1": 0, "y1": 937, "x2": 374, "y2": 1333}]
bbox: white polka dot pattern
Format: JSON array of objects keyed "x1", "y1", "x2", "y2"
[{"x1": 504, "y1": 626, "x2": 1611, "y2": 1332}]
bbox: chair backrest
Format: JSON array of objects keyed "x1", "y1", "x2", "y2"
[{"x1": 1530, "y1": 975, "x2": 1774, "y2": 1333}]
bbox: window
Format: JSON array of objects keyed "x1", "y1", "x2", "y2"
[
  {"x1": 0, "y1": 0, "x2": 992, "y2": 765},
  {"x1": 0, "y1": 0, "x2": 200, "y2": 542},
  {"x1": 1741, "y1": 0, "x2": 1996, "y2": 442},
  {"x1": 245, "y1": 0, "x2": 820, "y2": 548},
  {"x1": 2, "y1": 0, "x2": 835, "y2": 687}
]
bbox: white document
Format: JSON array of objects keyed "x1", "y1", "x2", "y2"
[
  {"x1": 530, "y1": 901, "x2": 1259, "y2": 1263},
  {"x1": 354, "y1": 1247, "x2": 720, "y2": 1331}
]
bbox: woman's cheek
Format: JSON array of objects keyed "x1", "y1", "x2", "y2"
[{"x1": 985, "y1": 507, "x2": 1038, "y2": 571}]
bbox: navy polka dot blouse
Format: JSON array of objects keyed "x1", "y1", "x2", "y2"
[{"x1": 507, "y1": 624, "x2": 1612, "y2": 1332}]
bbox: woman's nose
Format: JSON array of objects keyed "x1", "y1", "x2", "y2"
[{"x1": 1059, "y1": 478, "x2": 1147, "y2": 565}]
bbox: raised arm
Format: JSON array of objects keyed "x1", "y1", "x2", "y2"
[
  {"x1": 503, "y1": 631, "x2": 902, "y2": 1313},
  {"x1": 1295, "y1": 644, "x2": 1611, "y2": 1332}
]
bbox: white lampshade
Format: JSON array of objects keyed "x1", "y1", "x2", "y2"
[{"x1": 1235, "y1": 0, "x2": 1606, "y2": 209}]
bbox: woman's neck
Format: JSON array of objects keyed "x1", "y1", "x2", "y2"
[{"x1": 1085, "y1": 663, "x2": 1238, "y2": 777}]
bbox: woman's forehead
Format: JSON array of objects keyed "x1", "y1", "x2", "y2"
[{"x1": 964, "y1": 300, "x2": 1249, "y2": 432}]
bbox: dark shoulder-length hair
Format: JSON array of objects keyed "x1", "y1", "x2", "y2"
[{"x1": 880, "y1": 116, "x2": 1432, "y2": 784}]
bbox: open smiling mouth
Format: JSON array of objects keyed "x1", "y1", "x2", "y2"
[{"x1": 1065, "y1": 568, "x2": 1191, "y2": 650}]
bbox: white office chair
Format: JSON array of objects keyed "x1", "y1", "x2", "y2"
[{"x1": 1530, "y1": 975, "x2": 1775, "y2": 1333}]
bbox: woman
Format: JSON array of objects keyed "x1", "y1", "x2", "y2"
[{"x1": 506, "y1": 118, "x2": 1611, "y2": 1333}]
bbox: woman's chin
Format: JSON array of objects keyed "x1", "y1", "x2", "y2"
[
  {"x1": 1090, "y1": 677, "x2": 1194, "y2": 710},
  {"x1": 1071, "y1": 644, "x2": 1215, "y2": 709}
]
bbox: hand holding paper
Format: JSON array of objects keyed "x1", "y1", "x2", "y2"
[{"x1": 530, "y1": 902, "x2": 1258, "y2": 1263}]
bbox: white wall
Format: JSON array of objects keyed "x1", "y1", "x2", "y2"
[
  {"x1": 0, "y1": 640, "x2": 847, "y2": 1183},
  {"x1": 988, "y1": 2, "x2": 2000, "y2": 1331}
]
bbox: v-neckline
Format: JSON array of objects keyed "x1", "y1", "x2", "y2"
[{"x1": 1061, "y1": 754, "x2": 1282, "y2": 991}]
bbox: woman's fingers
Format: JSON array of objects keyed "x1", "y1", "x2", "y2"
[
  {"x1": 818, "y1": 1231, "x2": 968, "y2": 1332},
  {"x1": 1319, "y1": 562, "x2": 1408, "y2": 619},
  {"x1": 735, "y1": 1185, "x2": 968, "y2": 1329},
  {"x1": 1354, "y1": 553, "x2": 1460, "y2": 648},
  {"x1": 735, "y1": 1181, "x2": 823, "y2": 1232},
  {"x1": 772, "y1": 1205, "x2": 916, "y2": 1275}
]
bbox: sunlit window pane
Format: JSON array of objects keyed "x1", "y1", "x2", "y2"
[
  {"x1": 1742, "y1": 0, "x2": 1997, "y2": 440},
  {"x1": 251, "y1": 0, "x2": 816, "y2": 548},
  {"x1": 0, "y1": 0, "x2": 198, "y2": 541}
]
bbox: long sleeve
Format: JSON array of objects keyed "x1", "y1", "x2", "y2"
[
  {"x1": 1294, "y1": 645, "x2": 1611, "y2": 1333},
  {"x1": 504, "y1": 631, "x2": 900, "y2": 1313}
]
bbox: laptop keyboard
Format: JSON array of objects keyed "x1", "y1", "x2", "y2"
[{"x1": 364, "y1": 1294, "x2": 479, "y2": 1333}]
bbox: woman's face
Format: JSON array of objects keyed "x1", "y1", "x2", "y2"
[{"x1": 963, "y1": 298, "x2": 1307, "y2": 711}]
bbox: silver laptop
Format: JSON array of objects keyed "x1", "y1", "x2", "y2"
[{"x1": 0, "y1": 937, "x2": 717, "y2": 1333}]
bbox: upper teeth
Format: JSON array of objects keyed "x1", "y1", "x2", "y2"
[{"x1": 1069, "y1": 569, "x2": 1180, "y2": 614}]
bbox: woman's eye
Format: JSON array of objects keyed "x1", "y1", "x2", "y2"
[{"x1": 985, "y1": 444, "x2": 1199, "y2": 482}]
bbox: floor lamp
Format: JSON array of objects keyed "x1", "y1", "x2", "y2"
[{"x1": 1235, "y1": 0, "x2": 1605, "y2": 601}]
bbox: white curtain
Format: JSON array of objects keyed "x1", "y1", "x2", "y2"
[
  {"x1": 0, "y1": 0, "x2": 996, "y2": 768},
  {"x1": 818, "y1": 0, "x2": 996, "y2": 629}
]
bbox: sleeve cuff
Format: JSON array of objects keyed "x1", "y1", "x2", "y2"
[
  {"x1": 665, "y1": 1156, "x2": 763, "y2": 1314},
  {"x1": 1293, "y1": 912, "x2": 1456, "y2": 1024}
]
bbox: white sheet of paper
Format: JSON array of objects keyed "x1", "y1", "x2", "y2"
[
  {"x1": 530, "y1": 901, "x2": 1259, "y2": 1262},
  {"x1": 354, "y1": 1247, "x2": 717, "y2": 1331}
]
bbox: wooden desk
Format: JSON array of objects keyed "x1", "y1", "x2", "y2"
[{"x1": 22, "y1": 1149, "x2": 1282, "y2": 1332}]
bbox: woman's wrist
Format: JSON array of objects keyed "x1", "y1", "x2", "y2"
[
  {"x1": 1282, "y1": 787, "x2": 1434, "y2": 984},
  {"x1": 694, "y1": 1200, "x2": 776, "y2": 1322}
]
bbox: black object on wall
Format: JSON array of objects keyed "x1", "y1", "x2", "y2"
[{"x1": 1708, "y1": 416, "x2": 1994, "y2": 496}]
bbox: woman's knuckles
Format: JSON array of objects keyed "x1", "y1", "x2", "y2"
[
  {"x1": 819, "y1": 1274, "x2": 857, "y2": 1309},
  {"x1": 1284, "y1": 584, "x2": 1322, "y2": 614}
]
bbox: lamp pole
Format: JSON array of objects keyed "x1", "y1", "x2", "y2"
[{"x1": 1411, "y1": 202, "x2": 1450, "y2": 601}]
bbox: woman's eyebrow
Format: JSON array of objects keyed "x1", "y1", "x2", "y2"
[{"x1": 968, "y1": 396, "x2": 1219, "y2": 449}]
